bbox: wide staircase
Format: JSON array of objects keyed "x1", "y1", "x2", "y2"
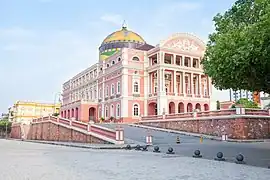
[{"x1": 11, "y1": 116, "x2": 124, "y2": 145}]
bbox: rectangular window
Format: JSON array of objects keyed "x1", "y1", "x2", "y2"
[
  {"x1": 106, "y1": 86, "x2": 109, "y2": 97},
  {"x1": 117, "y1": 82, "x2": 120, "y2": 94}
]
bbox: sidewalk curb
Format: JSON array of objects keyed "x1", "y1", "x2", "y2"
[
  {"x1": 130, "y1": 124, "x2": 268, "y2": 143},
  {"x1": 7, "y1": 139, "x2": 138, "y2": 150}
]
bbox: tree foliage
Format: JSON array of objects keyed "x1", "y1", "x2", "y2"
[
  {"x1": 236, "y1": 98, "x2": 259, "y2": 108},
  {"x1": 52, "y1": 113, "x2": 59, "y2": 117},
  {"x1": 0, "y1": 120, "x2": 12, "y2": 134},
  {"x1": 202, "y1": 0, "x2": 270, "y2": 93}
]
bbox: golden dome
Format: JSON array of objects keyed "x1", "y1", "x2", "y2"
[{"x1": 102, "y1": 24, "x2": 145, "y2": 44}]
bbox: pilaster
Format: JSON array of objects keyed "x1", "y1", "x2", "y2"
[{"x1": 173, "y1": 71, "x2": 177, "y2": 95}]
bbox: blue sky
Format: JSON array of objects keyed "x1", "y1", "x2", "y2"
[{"x1": 0, "y1": 0, "x2": 236, "y2": 113}]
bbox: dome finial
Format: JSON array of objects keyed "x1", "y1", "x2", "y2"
[{"x1": 122, "y1": 20, "x2": 127, "y2": 30}]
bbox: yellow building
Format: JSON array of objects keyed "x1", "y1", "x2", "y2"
[{"x1": 9, "y1": 101, "x2": 61, "y2": 124}]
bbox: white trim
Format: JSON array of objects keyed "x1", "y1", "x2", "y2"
[
  {"x1": 106, "y1": 85, "x2": 109, "y2": 97},
  {"x1": 132, "y1": 56, "x2": 140, "y2": 61},
  {"x1": 133, "y1": 81, "x2": 139, "y2": 93},
  {"x1": 111, "y1": 83, "x2": 115, "y2": 95},
  {"x1": 133, "y1": 103, "x2": 140, "y2": 117},
  {"x1": 117, "y1": 81, "x2": 121, "y2": 94},
  {"x1": 140, "y1": 114, "x2": 270, "y2": 123}
]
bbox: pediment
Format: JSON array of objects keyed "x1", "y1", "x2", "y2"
[{"x1": 159, "y1": 33, "x2": 206, "y2": 54}]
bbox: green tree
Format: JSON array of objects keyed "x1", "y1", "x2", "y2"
[
  {"x1": 236, "y1": 98, "x2": 259, "y2": 108},
  {"x1": 52, "y1": 112, "x2": 59, "y2": 117},
  {"x1": 201, "y1": 0, "x2": 270, "y2": 94},
  {"x1": 0, "y1": 120, "x2": 12, "y2": 134}
]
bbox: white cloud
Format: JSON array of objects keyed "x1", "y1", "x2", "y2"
[{"x1": 100, "y1": 14, "x2": 123, "y2": 26}]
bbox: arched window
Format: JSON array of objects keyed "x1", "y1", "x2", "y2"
[
  {"x1": 133, "y1": 104, "x2": 139, "y2": 116},
  {"x1": 107, "y1": 64, "x2": 110, "y2": 68},
  {"x1": 112, "y1": 61, "x2": 115, "y2": 65},
  {"x1": 132, "y1": 57, "x2": 140, "y2": 61},
  {"x1": 133, "y1": 82, "x2": 139, "y2": 93},
  {"x1": 117, "y1": 81, "x2": 121, "y2": 94},
  {"x1": 111, "y1": 84, "x2": 115, "y2": 95},
  {"x1": 118, "y1": 57, "x2": 121, "y2": 62},
  {"x1": 116, "y1": 104, "x2": 120, "y2": 117},
  {"x1": 105, "y1": 106, "x2": 108, "y2": 118},
  {"x1": 111, "y1": 105, "x2": 114, "y2": 117}
]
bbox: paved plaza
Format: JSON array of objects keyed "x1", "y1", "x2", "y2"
[
  {"x1": 101, "y1": 124, "x2": 270, "y2": 168},
  {"x1": 0, "y1": 139, "x2": 270, "y2": 180}
]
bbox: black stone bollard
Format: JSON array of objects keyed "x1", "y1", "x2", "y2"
[
  {"x1": 141, "y1": 145, "x2": 148, "y2": 151},
  {"x1": 193, "y1": 150, "x2": 202, "y2": 158},
  {"x1": 235, "y1": 154, "x2": 245, "y2": 164},
  {"x1": 125, "y1": 144, "x2": 131, "y2": 150},
  {"x1": 166, "y1": 147, "x2": 175, "y2": 154},
  {"x1": 214, "y1": 152, "x2": 225, "y2": 161},
  {"x1": 135, "y1": 144, "x2": 141, "y2": 151},
  {"x1": 153, "y1": 146, "x2": 160, "y2": 153}
]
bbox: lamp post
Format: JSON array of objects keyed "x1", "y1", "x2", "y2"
[
  {"x1": 53, "y1": 92, "x2": 62, "y2": 114},
  {"x1": 5, "y1": 120, "x2": 8, "y2": 139}
]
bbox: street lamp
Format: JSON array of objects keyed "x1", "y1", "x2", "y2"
[{"x1": 53, "y1": 92, "x2": 62, "y2": 114}]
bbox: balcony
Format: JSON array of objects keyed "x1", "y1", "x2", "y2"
[{"x1": 133, "y1": 94, "x2": 140, "y2": 97}]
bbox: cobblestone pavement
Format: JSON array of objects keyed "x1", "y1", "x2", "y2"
[
  {"x1": 1, "y1": 139, "x2": 270, "y2": 180},
  {"x1": 100, "y1": 124, "x2": 270, "y2": 168}
]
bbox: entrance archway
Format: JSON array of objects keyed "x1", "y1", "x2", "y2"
[
  {"x1": 75, "y1": 107, "x2": 79, "y2": 120},
  {"x1": 89, "y1": 107, "x2": 96, "y2": 122},
  {"x1": 178, "y1": 102, "x2": 184, "y2": 113},
  {"x1": 71, "y1": 109, "x2": 74, "y2": 117},
  {"x1": 67, "y1": 110, "x2": 70, "y2": 118},
  {"x1": 195, "y1": 103, "x2": 201, "y2": 111},
  {"x1": 187, "y1": 103, "x2": 193, "y2": 112},
  {"x1": 148, "y1": 102, "x2": 157, "y2": 115},
  {"x1": 169, "y1": 102, "x2": 175, "y2": 114},
  {"x1": 204, "y1": 104, "x2": 209, "y2": 111}
]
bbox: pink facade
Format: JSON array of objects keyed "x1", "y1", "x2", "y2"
[{"x1": 60, "y1": 29, "x2": 211, "y2": 123}]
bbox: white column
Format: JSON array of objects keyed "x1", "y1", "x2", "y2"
[
  {"x1": 161, "y1": 69, "x2": 164, "y2": 92},
  {"x1": 182, "y1": 71, "x2": 186, "y2": 95},
  {"x1": 148, "y1": 73, "x2": 151, "y2": 94},
  {"x1": 173, "y1": 54, "x2": 176, "y2": 64},
  {"x1": 198, "y1": 75, "x2": 202, "y2": 96},
  {"x1": 191, "y1": 73, "x2": 194, "y2": 95},
  {"x1": 182, "y1": 56, "x2": 185, "y2": 66},
  {"x1": 174, "y1": 71, "x2": 177, "y2": 95}
]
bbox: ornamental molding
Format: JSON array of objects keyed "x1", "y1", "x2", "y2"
[{"x1": 158, "y1": 33, "x2": 206, "y2": 53}]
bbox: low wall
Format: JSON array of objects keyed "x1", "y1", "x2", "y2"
[
  {"x1": 139, "y1": 108, "x2": 270, "y2": 139},
  {"x1": 10, "y1": 123, "x2": 22, "y2": 139},
  {"x1": 11, "y1": 116, "x2": 124, "y2": 144},
  {"x1": 27, "y1": 122, "x2": 106, "y2": 144}
]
